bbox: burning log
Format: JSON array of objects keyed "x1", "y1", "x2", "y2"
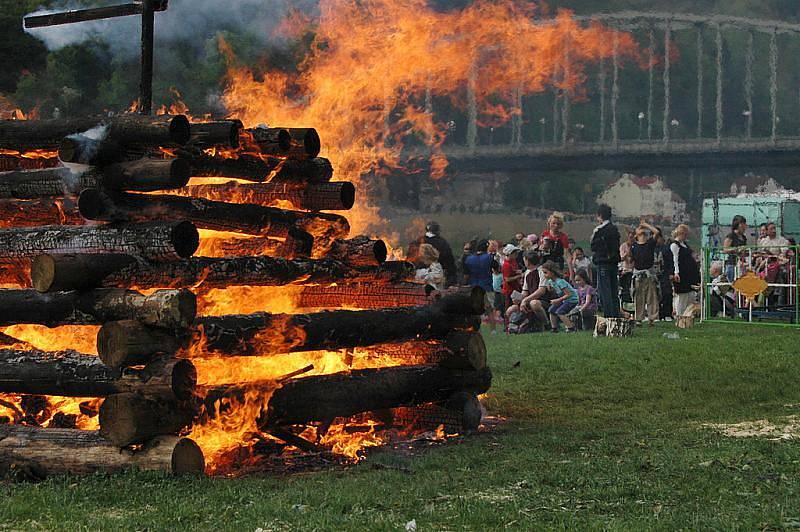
[
  {"x1": 260, "y1": 365, "x2": 492, "y2": 427},
  {"x1": 246, "y1": 127, "x2": 290, "y2": 155},
  {"x1": 0, "y1": 117, "x2": 105, "y2": 151},
  {"x1": 0, "y1": 221, "x2": 199, "y2": 261},
  {"x1": 0, "y1": 426, "x2": 204, "y2": 478},
  {"x1": 0, "y1": 167, "x2": 95, "y2": 199},
  {"x1": 388, "y1": 392, "x2": 483, "y2": 433},
  {"x1": 101, "y1": 158, "x2": 191, "y2": 191},
  {"x1": 248, "y1": 127, "x2": 321, "y2": 159},
  {"x1": 200, "y1": 232, "x2": 314, "y2": 259},
  {"x1": 79, "y1": 189, "x2": 350, "y2": 241},
  {"x1": 195, "y1": 291, "x2": 482, "y2": 356},
  {"x1": 97, "y1": 320, "x2": 188, "y2": 368},
  {"x1": 98, "y1": 292, "x2": 481, "y2": 366},
  {"x1": 99, "y1": 393, "x2": 195, "y2": 446},
  {"x1": 0, "y1": 350, "x2": 196, "y2": 401},
  {"x1": 0, "y1": 154, "x2": 60, "y2": 172},
  {"x1": 0, "y1": 288, "x2": 196, "y2": 328},
  {"x1": 58, "y1": 115, "x2": 191, "y2": 166},
  {"x1": 33, "y1": 253, "x2": 399, "y2": 292},
  {"x1": 183, "y1": 181, "x2": 356, "y2": 212},
  {"x1": 0, "y1": 198, "x2": 82, "y2": 228},
  {"x1": 325, "y1": 237, "x2": 388, "y2": 267},
  {"x1": 186, "y1": 152, "x2": 333, "y2": 183},
  {"x1": 362, "y1": 331, "x2": 487, "y2": 371},
  {"x1": 189, "y1": 120, "x2": 243, "y2": 149},
  {"x1": 0, "y1": 260, "x2": 31, "y2": 288},
  {"x1": 296, "y1": 282, "x2": 428, "y2": 309},
  {"x1": 0, "y1": 159, "x2": 188, "y2": 199}
]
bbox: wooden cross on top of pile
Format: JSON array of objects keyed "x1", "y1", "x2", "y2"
[{"x1": 23, "y1": 1, "x2": 169, "y2": 115}]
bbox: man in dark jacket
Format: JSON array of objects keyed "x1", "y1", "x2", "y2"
[
  {"x1": 408, "y1": 221, "x2": 457, "y2": 287},
  {"x1": 590, "y1": 204, "x2": 622, "y2": 317}
]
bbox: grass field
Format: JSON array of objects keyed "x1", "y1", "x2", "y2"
[{"x1": 2, "y1": 323, "x2": 800, "y2": 530}]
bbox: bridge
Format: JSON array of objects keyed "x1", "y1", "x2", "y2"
[{"x1": 427, "y1": 12, "x2": 800, "y2": 172}]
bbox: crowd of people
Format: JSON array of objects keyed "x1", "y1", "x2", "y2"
[
  {"x1": 408, "y1": 206, "x2": 800, "y2": 332},
  {"x1": 408, "y1": 207, "x2": 709, "y2": 334}
]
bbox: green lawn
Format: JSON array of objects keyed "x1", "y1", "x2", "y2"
[{"x1": 2, "y1": 323, "x2": 800, "y2": 530}]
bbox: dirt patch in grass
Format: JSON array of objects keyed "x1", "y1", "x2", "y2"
[{"x1": 703, "y1": 416, "x2": 800, "y2": 441}]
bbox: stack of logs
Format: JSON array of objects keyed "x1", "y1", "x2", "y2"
[{"x1": 0, "y1": 114, "x2": 491, "y2": 478}]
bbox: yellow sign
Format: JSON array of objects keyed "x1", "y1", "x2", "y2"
[{"x1": 731, "y1": 270, "x2": 769, "y2": 302}]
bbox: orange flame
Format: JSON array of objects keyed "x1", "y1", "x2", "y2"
[{"x1": 221, "y1": 1, "x2": 639, "y2": 233}]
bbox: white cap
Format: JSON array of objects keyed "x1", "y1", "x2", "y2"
[{"x1": 502, "y1": 244, "x2": 521, "y2": 255}]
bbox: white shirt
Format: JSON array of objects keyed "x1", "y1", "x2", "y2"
[
  {"x1": 758, "y1": 235, "x2": 789, "y2": 254},
  {"x1": 670, "y1": 242, "x2": 684, "y2": 276},
  {"x1": 415, "y1": 262, "x2": 444, "y2": 291}
]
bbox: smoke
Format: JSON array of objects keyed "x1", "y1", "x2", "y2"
[{"x1": 25, "y1": 0, "x2": 317, "y2": 56}]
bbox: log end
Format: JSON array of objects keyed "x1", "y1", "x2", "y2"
[
  {"x1": 372, "y1": 239, "x2": 388, "y2": 264},
  {"x1": 169, "y1": 158, "x2": 192, "y2": 188},
  {"x1": 172, "y1": 359, "x2": 198, "y2": 402},
  {"x1": 170, "y1": 115, "x2": 192, "y2": 145},
  {"x1": 57, "y1": 137, "x2": 82, "y2": 164},
  {"x1": 174, "y1": 289, "x2": 198, "y2": 329},
  {"x1": 171, "y1": 221, "x2": 200, "y2": 258},
  {"x1": 441, "y1": 331, "x2": 487, "y2": 371},
  {"x1": 99, "y1": 395, "x2": 141, "y2": 447},
  {"x1": 30, "y1": 254, "x2": 56, "y2": 292},
  {"x1": 339, "y1": 182, "x2": 356, "y2": 210},
  {"x1": 300, "y1": 128, "x2": 321, "y2": 158},
  {"x1": 77, "y1": 188, "x2": 106, "y2": 220},
  {"x1": 444, "y1": 391, "x2": 482, "y2": 432},
  {"x1": 171, "y1": 437, "x2": 206, "y2": 475},
  {"x1": 97, "y1": 320, "x2": 181, "y2": 369}
]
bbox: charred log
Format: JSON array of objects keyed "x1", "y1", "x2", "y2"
[
  {"x1": 0, "y1": 288, "x2": 195, "y2": 328},
  {"x1": 0, "y1": 167, "x2": 96, "y2": 199},
  {"x1": 102, "y1": 158, "x2": 191, "y2": 191},
  {"x1": 189, "y1": 120, "x2": 243, "y2": 149},
  {"x1": 79, "y1": 189, "x2": 350, "y2": 241},
  {"x1": 99, "y1": 393, "x2": 195, "y2": 446},
  {"x1": 32, "y1": 253, "x2": 397, "y2": 292},
  {"x1": 185, "y1": 151, "x2": 333, "y2": 183},
  {"x1": 247, "y1": 127, "x2": 321, "y2": 159},
  {"x1": 0, "y1": 221, "x2": 199, "y2": 261},
  {"x1": 0, "y1": 117, "x2": 105, "y2": 151},
  {"x1": 183, "y1": 181, "x2": 355, "y2": 212},
  {"x1": 325, "y1": 236, "x2": 387, "y2": 267},
  {"x1": 388, "y1": 392, "x2": 483, "y2": 434},
  {"x1": 260, "y1": 365, "x2": 492, "y2": 427},
  {"x1": 0, "y1": 350, "x2": 196, "y2": 400},
  {"x1": 195, "y1": 294, "x2": 482, "y2": 356},
  {"x1": 359, "y1": 331, "x2": 487, "y2": 371},
  {"x1": 0, "y1": 426, "x2": 204, "y2": 478}
]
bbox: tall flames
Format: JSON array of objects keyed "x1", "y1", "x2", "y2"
[{"x1": 222, "y1": 0, "x2": 639, "y2": 233}]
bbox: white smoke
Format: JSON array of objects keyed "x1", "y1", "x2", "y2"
[{"x1": 25, "y1": 0, "x2": 317, "y2": 56}]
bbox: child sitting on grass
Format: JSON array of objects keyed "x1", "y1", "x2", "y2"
[
  {"x1": 541, "y1": 260, "x2": 579, "y2": 333},
  {"x1": 571, "y1": 270, "x2": 597, "y2": 330}
]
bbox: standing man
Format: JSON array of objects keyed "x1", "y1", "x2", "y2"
[
  {"x1": 590, "y1": 204, "x2": 622, "y2": 318},
  {"x1": 408, "y1": 221, "x2": 457, "y2": 286}
]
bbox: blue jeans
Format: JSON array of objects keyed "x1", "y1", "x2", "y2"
[{"x1": 596, "y1": 264, "x2": 621, "y2": 318}]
